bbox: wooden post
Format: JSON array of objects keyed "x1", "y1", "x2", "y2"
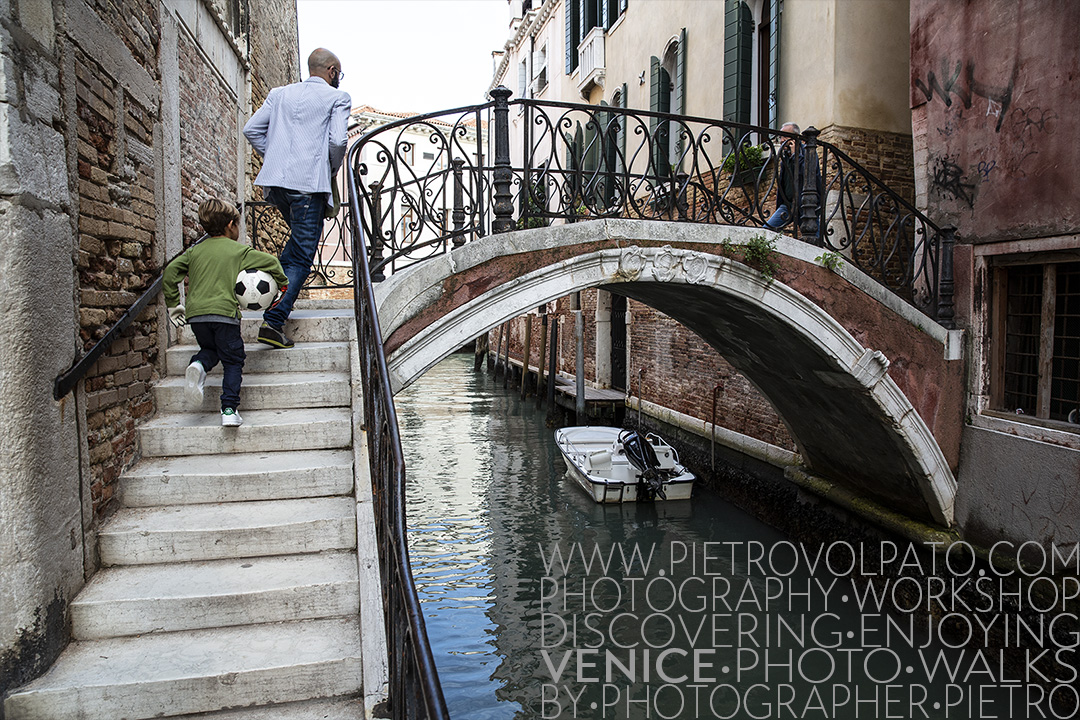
[
  {"x1": 473, "y1": 331, "x2": 488, "y2": 371},
  {"x1": 546, "y1": 315, "x2": 558, "y2": 415},
  {"x1": 521, "y1": 315, "x2": 533, "y2": 400},
  {"x1": 491, "y1": 324, "x2": 504, "y2": 373},
  {"x1": 502, "y1": 320, "x2": 511, "y2": 388},
  {"x1": 536, "y1": 310, "x2": 549, "y2": 408},
  {"x1": 573, "y1": 292, "x2": 585, "y2": 424}
]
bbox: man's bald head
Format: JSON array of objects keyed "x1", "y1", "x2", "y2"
[{"x1": 308, "y1": 48, "x2": 342, "y2": 86}]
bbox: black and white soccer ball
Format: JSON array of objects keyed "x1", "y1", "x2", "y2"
[{"x1": 234, "y1": 269, "x2": 278, "y2": 311}]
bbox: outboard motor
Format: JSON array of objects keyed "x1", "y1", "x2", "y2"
[{"x1": 619, "y1": 430, "x2": 668, "y2": 501}]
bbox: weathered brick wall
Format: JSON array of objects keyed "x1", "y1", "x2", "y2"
[
  {"x1": 624, "y1": 301, "x2": 795, "y2": 451},
  {"x1": 178, "y1": 30, "x2": 238, "y2": 242},
  {"x1": 819, "y1": 125, "x2": 915, "y2": 205},
  {"x1": 246, "y1": 0, "x2": 298, "y2": 247},
  {"x1": 84, "y1": 0, "x2": 159, "y2": 74},
  {"x1": 74, "y1": 47, "x2": 159, "y2": 516}
]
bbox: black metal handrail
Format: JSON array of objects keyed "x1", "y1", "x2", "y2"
[
  {"x1": 346, "y1": 134, "x2": 450, "y2": 719},
  {"x1": 53, "y1": 234, "x2": 208, "y2": 400},
  {"x1": 350, "y1": 88, "x2": 956, "y2": 326}
]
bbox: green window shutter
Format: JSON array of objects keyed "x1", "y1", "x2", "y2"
[
  {"x1": 675, "y1": 28, "x2": 687, "y2": 116},
  {"x1": 768, "y1": 0, "x2": 780, "y2": 128},
  {"x1": 723, "y1": 1, "x2": 752, "y2": 124},
  {"x1": 619, "y1": 82, "x2": 628, "y2": 172},
  {"x1": 566, "y1": 0, "x2": 578, "y2": 73},
  {"x1": 650, "y1": 56, "x2": 671, "y2": 176}
]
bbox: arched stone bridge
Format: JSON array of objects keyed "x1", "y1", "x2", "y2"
[{"x1": 374, "y1": 219, "x2": 965, "y2": 527}]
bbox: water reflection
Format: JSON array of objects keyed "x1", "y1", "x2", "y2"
[{"x1": 398, "y1": 355, "x2": 1020, "y2": 719}]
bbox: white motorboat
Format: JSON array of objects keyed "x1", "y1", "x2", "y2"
[{"x1": 554, "y1": 426, "x2": 695, "y2": 503}]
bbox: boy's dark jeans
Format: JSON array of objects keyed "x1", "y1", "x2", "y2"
[{"x1": 190, "y1": 321, "x2": 246, "y2": 410}]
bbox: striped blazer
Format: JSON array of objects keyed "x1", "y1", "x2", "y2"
[{"x1": 244, "y1": 76, "x2": 351, "y2": 195}]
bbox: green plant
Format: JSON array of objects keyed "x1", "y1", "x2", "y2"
[
  {"x1": 742, "y1": 233, "x2": 778, "y2": 281},
  {"x1": 721, "y1": 143, "x2": 765, "y2": 174},
  {"x1": 815, "y1": 251, "x2": 844, "y2": 271}
]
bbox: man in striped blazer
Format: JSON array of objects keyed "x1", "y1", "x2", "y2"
[{"x1": 243, "y1": 48, "x2": 351, "y2": 349}]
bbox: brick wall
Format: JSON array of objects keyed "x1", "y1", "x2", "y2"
[
  {"x1": 625, "y1": 301, "x2": 795, "y2": 451},
  {"x1": 85, "y1": 0, "x2": 159, "y2": 74},
  {"x1": 74, "y1": 47, "x2": 159, "y2": 517},
  {"x1": 178, "y1": 30, "x2": 239, "y2": 243},
  {"x1": 819, "y1": 125, "x2": 915, "y2": 205}
]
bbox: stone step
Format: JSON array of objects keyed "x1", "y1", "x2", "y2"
[
  {"x1": 120, "y1": 449, "x2": 354, "y2": 507},
  {"x1": 166, "y1": 341, "x2": 351, "y2": 376},
  {"x1": 98, "y1": 497, "x2": 357, "y2": 566},
  {"x1": 174, "y1": 309, "x2": 354, "y2": 346},
  {"x1": 155, "y1": 371, "x2": 351, "y2": 413},
  {"x1": 2, "y1": 617, "x2": 362, "y2": 720},
  {"x1": 170, "y1": 696, "x2": 364, "y2": 719},
  {"x1": 138, "y1": 407, "x2": 352, "y2": 458},
  {"x1": 71, "y1": 552, "x2": 359, "y2": 640}
]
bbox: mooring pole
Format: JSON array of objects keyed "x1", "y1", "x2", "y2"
[
  {"x1": 491, "y1": 323, "x2": 503, "y2": 373},
  {"x1": 573, "y1": 292, "x2": 585, "y2": 424},
  {"x1": 546, "y1": 314, "x2": 558, "y2": 416},
  {"x1": 521, "y1": 314, "x2": 533, "y2": 400},
  {"x1": 501, "y1": 321, "x2": 511, "y2": 387},
  {"x1": 536, "y1": 308, "x2": 549, "y2": 408},
  {"x1": 474, "y1": 331, "x2": 488, "y2": 371}
]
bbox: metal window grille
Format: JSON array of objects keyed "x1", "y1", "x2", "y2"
[
  {"x1": 1002, "y1": 265, "x2": 1042, "y2": 415},
  {"x1": 1051, "y1": 262, "x2": 1080, "y2": 421}
]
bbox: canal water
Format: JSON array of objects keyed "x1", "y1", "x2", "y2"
[{"x1": 397, "y1": 354, "x2": 1024, "y2": 720}]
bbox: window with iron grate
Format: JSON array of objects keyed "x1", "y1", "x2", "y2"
[{"x1": 995, "y1": 261, "x2": 1080, "y2": 427}]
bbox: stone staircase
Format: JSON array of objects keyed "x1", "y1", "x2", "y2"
[{"x1": 4, "y1": 308, "x2": 383, "y2": 719}]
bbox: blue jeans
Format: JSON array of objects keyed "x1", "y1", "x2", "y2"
[
  {"x1": 190, "y1": 322, "x2": 246, "y2": 410},
  {"x1": 262, "y1": 187, "x2": 326, "y2": 329},
  {"x1": 764, "y1": 204, "x2": 792, "y2": 229}
]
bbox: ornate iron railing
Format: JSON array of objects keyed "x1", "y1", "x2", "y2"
[
  {"x1": 346, "y1": 145, "x2": 449, "y2": 718},
  {"x1": 351, "y1": 88, "x2": 956, "y2": 325},
  {"x1": 246, "y1": 200, "x2": 355, "y2": 289}
]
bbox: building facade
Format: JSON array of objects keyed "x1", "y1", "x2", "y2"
[
  {"x1": 910, "y1": 0, "x2": 1080, "y2": 549},
  {"x1": 0, "y1": 0, "x2": 298, "y2": 699},
  {"x1": 487, "y1": 0, "x2": 1077, "y2": 553}
]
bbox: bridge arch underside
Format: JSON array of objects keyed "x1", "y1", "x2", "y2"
[
  {"x1": 382, "y1": 234, "x2": 956, "y2": 528},
  {"x1": 611, "y1": 281, "x2": 947, "y2": 524}
]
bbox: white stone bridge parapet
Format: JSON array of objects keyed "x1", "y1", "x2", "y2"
[{"x1": 374, "y1": 219, "x2": 966, "y2": 527}]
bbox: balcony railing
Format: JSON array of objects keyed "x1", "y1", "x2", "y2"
[{"x1": 577, "y1": 26, "x2": 605, "y2": 98}]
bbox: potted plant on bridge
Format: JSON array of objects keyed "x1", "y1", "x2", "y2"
[{"x1": 722, "y1": 142, "x2": 765, "y2": 186}]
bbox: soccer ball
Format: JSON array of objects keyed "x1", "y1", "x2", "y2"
[{"x1": 234, "y1": 269, "x2": 278, "y2": 311}]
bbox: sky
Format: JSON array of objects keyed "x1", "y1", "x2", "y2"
[{"x1": 297, "y1": 0, "x2": 512, "y2": 114}]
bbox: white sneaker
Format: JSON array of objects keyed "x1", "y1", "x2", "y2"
[
  {"x1": 221, "y1": 408, "x2": 242, "y2": 427},
  {"x1": 185, "y1": 361, "x2": 206, "y2": 405}
]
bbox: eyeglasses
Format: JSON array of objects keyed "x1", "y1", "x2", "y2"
[{"x1": 331, "y1": 67, "x2": 344, "y2": 80}]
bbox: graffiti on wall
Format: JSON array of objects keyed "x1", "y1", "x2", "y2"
[
  {"x1": 1003, "y1": 105, "x2": 1058, "y2": 177},
  {"x1": 915, "y1": 58, "x2": 1016, "y2": 132},
  {"x1": 929, "y1": 154, "x2": 977, "y2": 209}
]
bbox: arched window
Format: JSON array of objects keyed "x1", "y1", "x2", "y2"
[{"x1": 650, "y1": 29, "x2": 686, "y2": 176}]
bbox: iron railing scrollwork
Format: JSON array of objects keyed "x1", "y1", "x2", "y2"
[
  {"x1": 246, "y1": 200, "x2": 355, "y2": 290},
  {"x1": 348, "y1": 88, "x2": 956, "y2": 326},
  {"x1": 346, "y1": 143, "x2": 450, "y2": 719}
]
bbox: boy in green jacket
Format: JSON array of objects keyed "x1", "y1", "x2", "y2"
[{"x1": 163, "y1": 198, "x2": 288, "y2": 427}]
